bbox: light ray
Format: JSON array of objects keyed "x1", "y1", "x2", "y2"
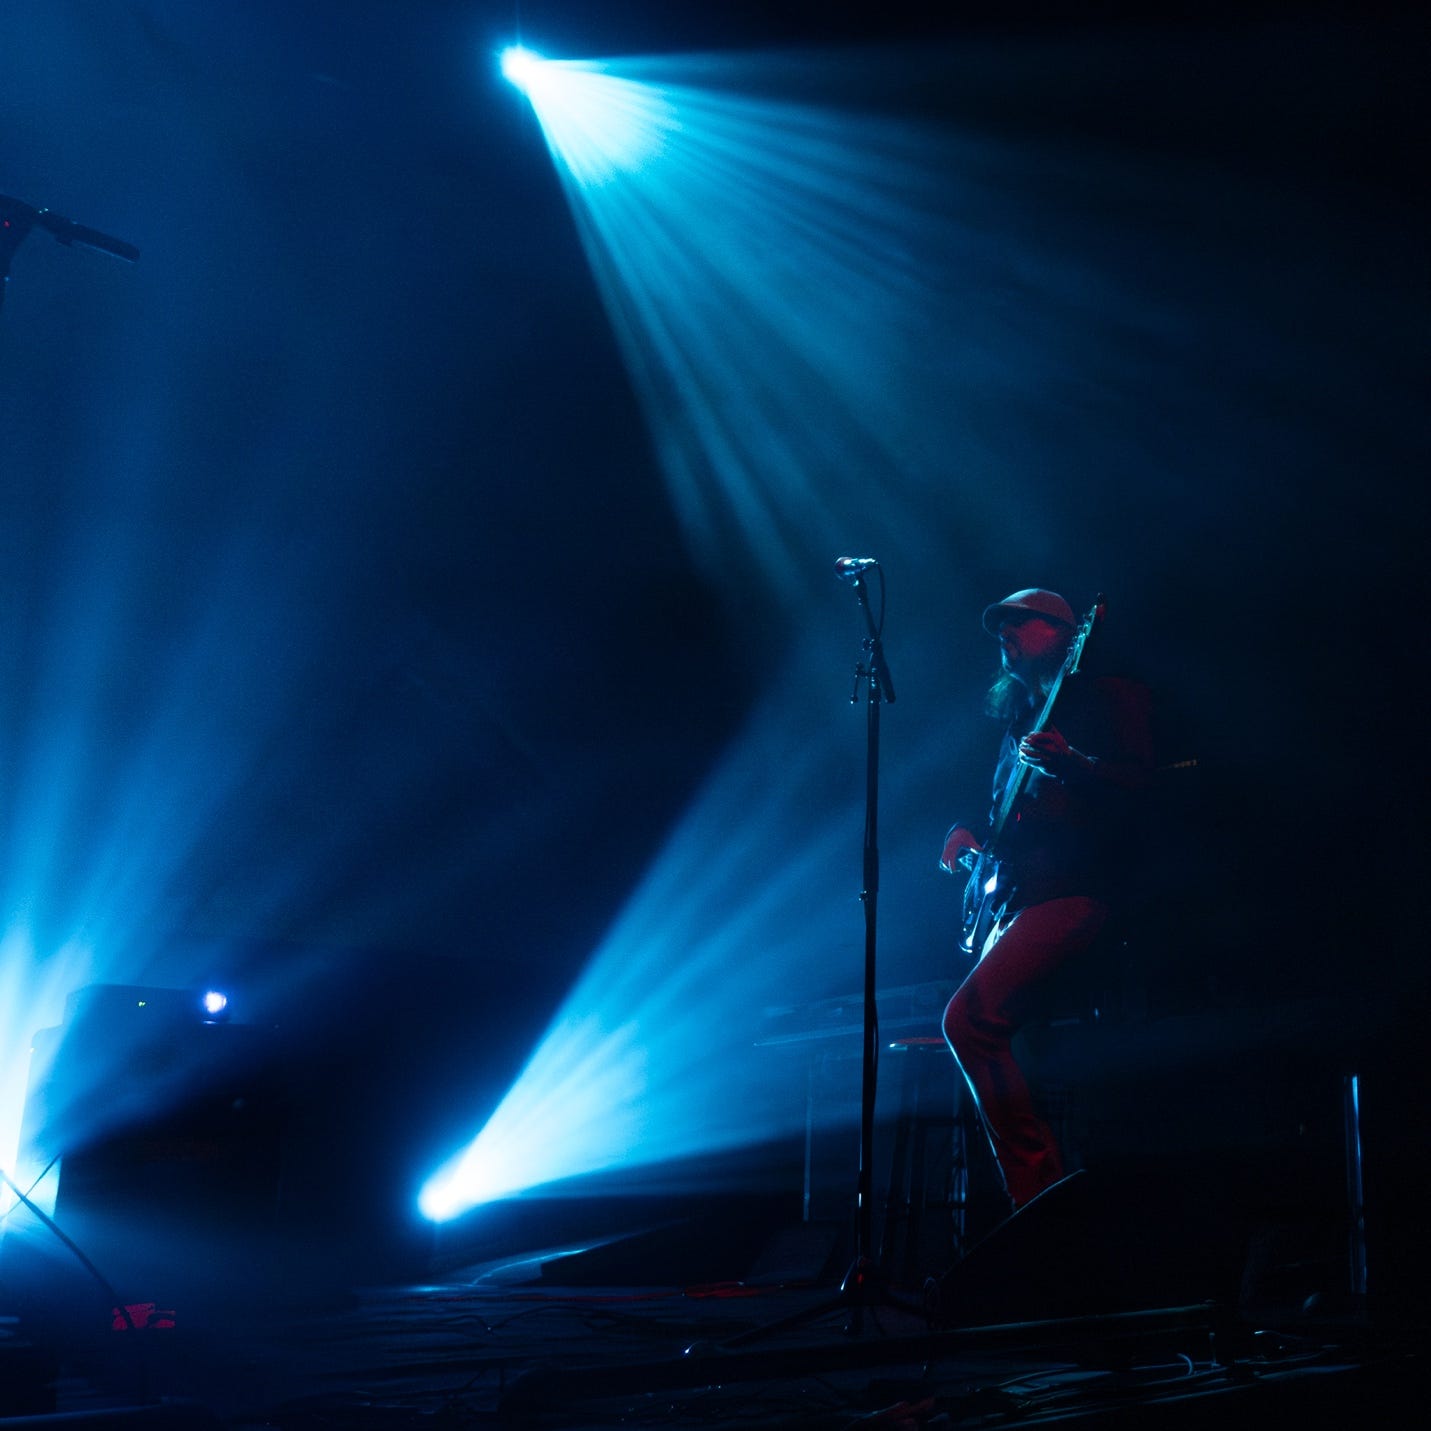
[
  {"x1": 0, "y1": 931, "x2": 91, "y2": 1214},
  {"x1": 416, "y1": 623, "x2": 973, "y2": 1222},
  {"x1": 502, "y1": 52, "x2": 680, "y2": 187}
]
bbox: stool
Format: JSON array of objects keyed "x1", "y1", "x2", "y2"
[{"x1": 879, "y1": 1036, "x2": 979, "y2": 1286}]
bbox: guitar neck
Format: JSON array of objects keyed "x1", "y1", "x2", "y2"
[{"x1": 987, "y1": 678, "x2": 1066, "y2": 848}]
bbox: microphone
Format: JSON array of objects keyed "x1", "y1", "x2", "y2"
[{"x1": 835, "y1": 557, "x2": 878, "y2": 580}]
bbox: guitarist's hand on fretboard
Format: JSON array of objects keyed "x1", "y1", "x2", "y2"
[{"x1": 1016, "y1": 727, "x2": 1091, "y2": 781}]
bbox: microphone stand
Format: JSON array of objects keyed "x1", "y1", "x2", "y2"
[
  {"x1": 718, "y1": 564, "x2": 912, "y2": 1352},
  {"x1": 841, "y1": 565, "x2": 897, "y2": 1332}
]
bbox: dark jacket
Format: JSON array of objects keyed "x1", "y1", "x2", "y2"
[{"x1": 991, "y1": 673, "x2": 1154, "y2": 910}]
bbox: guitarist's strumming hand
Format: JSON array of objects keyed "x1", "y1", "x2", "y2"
[
  {"x1": 1017, "y1": 727, "x2": 1093, "y2": 781},
  {"x1": 940, "y1": 824, "x2": 983, "y2": 875}
]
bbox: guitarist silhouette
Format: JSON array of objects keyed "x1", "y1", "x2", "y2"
[{"x1": 939, "y1": 589, "x2": 1153, "y2": 1211}]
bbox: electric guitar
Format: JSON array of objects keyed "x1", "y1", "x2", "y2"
[{"x1": 956, "y1": 596, "x2": 1106, "y2": 958}]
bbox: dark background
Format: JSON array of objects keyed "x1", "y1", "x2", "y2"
[{"x1": 2, "y1": 0, "x2": 1426, "y2": 1281}]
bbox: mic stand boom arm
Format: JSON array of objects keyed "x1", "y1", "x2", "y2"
[{"x1": 1, "y1": 192, "x2": 140, "y2": 313}]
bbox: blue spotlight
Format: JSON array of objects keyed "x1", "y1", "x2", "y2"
[
  {"x1": 482, "y1": 47, "x2": 991, "y2": 576},
  {"x1": 200, "y1": 990, "x2": 229, "y2": 1021},
  {"x1": 413, "y1": 635, "x2": 955, "y2": 1224},
  {"x1": 499, "y1": 45, "x2": 543, "y2": 93},
  {"x1": 495, "y1": 48, "x2": 675, "y2": 186}
]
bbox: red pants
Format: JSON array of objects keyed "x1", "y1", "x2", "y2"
[{"x1": 942, "y1": 895, "x2": 1108, "y2": 1209}]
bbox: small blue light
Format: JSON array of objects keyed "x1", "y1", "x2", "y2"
[{"x1": 201, "y1": 990, "x2": 228, "y2": 1019}]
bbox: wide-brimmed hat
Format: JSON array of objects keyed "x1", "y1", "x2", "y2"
[{"x1": 981, "y1": 588, "x2": 1075, "y2": 636}]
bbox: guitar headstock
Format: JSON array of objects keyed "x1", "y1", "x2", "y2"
[{"x1": 1066, "y1": 594, "x2": 1106, "y2": 675}]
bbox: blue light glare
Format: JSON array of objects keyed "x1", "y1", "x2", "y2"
[
  {"x1": 416, "y1": 635, "x2": 963, "y2": 1223},
  {"x1": 418, "y1": 688, "x2": 844, "y2": 1218},
  {"x1": 500, "y1": 51, "x2": 678, "y2": 187},
  {"x1": 499, "y1": 46, "x2": 542, "y2": 91},
  {"x1": 506, "y1": 52, "x2": 1028, "y2": 590},
  {"x1": 0, "y1": 933, "x2": 91, "y2": 1216}
]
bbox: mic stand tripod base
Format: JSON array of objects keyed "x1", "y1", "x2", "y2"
[
  {"x1": 718, "y1": 1253, "x2": 923, "y2": 1351},
  {"x1": 838, "y1": 1253, "x2": 904, "y2": 1336},
  {"x1": 843, "y1": 1255, "x2": 927, "y2": 1330}
]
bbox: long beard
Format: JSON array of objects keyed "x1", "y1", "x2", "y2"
[{"x1": 1032, "y1": 648, "x2": 1069, "y2": 696}]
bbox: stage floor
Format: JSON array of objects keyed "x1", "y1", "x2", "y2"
[{"x1": 6, "y1": 1227, "x2": 1420, "y2": 1430}]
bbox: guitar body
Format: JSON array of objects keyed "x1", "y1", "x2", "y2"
[{"x1": 959, "y1": 847, "x2": 1001, "y2": 960}]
